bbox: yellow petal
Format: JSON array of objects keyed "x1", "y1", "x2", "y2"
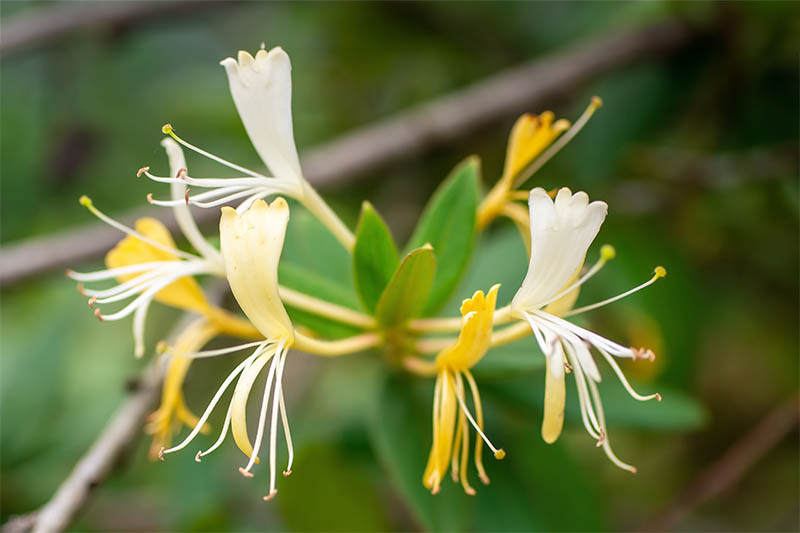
[
  {"x1": 435, "y1": 284, "x2": 500, "y2": 371},
  {"x1": 423, "y1": 370, "x2": 458, "y2": 492},
  {"x1": 542, "y1": 356, "x2": 566, "y2": 444},
  {"x1": 219, "y1": 198, "x2": 294, "y2": 342},
  {"x1": 105, "y1": 217, "x2": 209, "y2": 314},
  {"x1": 146, "y1": 318, "x2": 218, "y2": 459},
  {"x1": 502, "y1": 112, "x2": 569, "y2": 183}
]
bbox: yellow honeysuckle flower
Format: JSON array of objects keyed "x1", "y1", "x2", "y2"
[
  {"x1": 503, "y1": 112, "x2": 570, "y2": 186},
  {"x1": 146, "y1": 318, "x2": 219, "y2": 460},
  {"x1": 477, "y1": 97, "x2": 602, "y2": 230},
  {"x1": 424, "y1": 284, "x2": 505, "y2": 495},
  {"x1": 161, "y1": 198, "x2": 296, "y2": 501},
  {"x1": 105, "y1": 217, "x2": 211, "y2": 314},
  {"x1": 69, "y1": 139, "x2": 260, "y2": 355},
  {"x1": 510, "y1": 187, "x2": 665, "y2": 472}
]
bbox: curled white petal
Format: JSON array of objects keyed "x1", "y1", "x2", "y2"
[
  {"x1": 512, "y1": 187, "x2": 607, "y2": 311},
  {"x1": 220, "y1": 47, "x2": 303, "y2": 185}
]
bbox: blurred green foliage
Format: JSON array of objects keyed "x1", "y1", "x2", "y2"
[{"x1": 2, "y1": 2, "x2": 798, "y2": 532}]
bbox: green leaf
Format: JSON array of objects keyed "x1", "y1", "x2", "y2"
[
  {"x1": 276, "y1": 202, "x2": 364, "y2": 338},
  {"x1": 406, "y1": 156, "x2": 479, "y2": 315},
  {"x1": 375, "y1": 246, "x2": 436, "y2": 327},
  {"x1": 353, "y1": 202, "x2": 399, "y2": 313},
  {"x1": 282, "y1": 203, "x2": 353, "y2": 288}
]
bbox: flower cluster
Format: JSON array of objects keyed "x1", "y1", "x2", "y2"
[{"x1": 69, "y1": 45, "x2": 666, "y2": 500}]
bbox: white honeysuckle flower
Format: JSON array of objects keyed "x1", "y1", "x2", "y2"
[
  {"x1": 67, "y1": 140, "x2": 225, "y2": 358},
  {"x1": 141, "y1": 45, "x2": 354, "y2": 249},
  {"x1": 142, "y1": 46, "x2": 306, "y2": 214},
  {"x1": 160, "y1": 197, "x2": 296, "y2": 501},
  {"x1": 510, "y1": 187, "x2": 666, "y2": 472},
  {"x1": 220, "y1": 47, "x2": 303, "y2": 185},
  {"x1": 513, "y1": 188, "x2": 607, "y2": 311}
]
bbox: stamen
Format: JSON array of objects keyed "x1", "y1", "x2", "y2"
[
  {"x1": 631, "y1": 347, "x2": 656, "y2": 362},
  {"x1": 597, "y1": 347, "x2": 661, "y2": 402},
  {"x1": 451, "y1": 410, "x2": 464, "y2": 483},
  {"x1": 453, "y1": 373, "x2": 504, "y2": 459},
  {"x1": 512, "y1": 96, "x2": 603, "y2": 189},
  {"x1": 459, "y1": 411, "x2": 475, "y2": 495},
  {"x1": 161, "y1": 124, "x2": 267, "y2": 179},
  {"x1": 67, "y1": 261, "x2": 178, "y2": 282},
  {"x1": 563, "y1": 342, "x2": 603, "y2": 440},
  {"x1": 162, "y1": 349, "x2": 262, "y2": 456},
  {"x1": 565, "y1": 266, "x2": 667, "y2": 318},
  {"x1": 236, "y1": 191, "x2": 274, "y2": 214},
  {"x1": 268, "y1": 345, "x2": 289, "y2": 496},
  {"x1": 533, "y1": 310, "x2": 631, "y2": 358},
  {"x1": 586, "y1": 378, "x2": 637, "y2": 473},
  {"x1": 521, "y1": 312, "x2": 553, "y2": 358},
  {"x1": 94, "y1": 264, "x2": 207, "y2": 321},
  {"x1": 132, "y1": 297, "x2": 152, "y2": 358},
  {"x1": 151, "y1": 190, "x2": 251, "y2": 209},
  {"x1": 463, "y1": 370, "x2": 490, "y2": 485},
  {"x1": 144, "y1": 170, "x2": 275, "y2": 188},
  {"x1": 78, "y1": 196, "x2": 197, "y2": 261},
  {"x1": 240, "y1": 346, "x2": 281, "y2": 476},
  {"x1": 186, "y1": 340, "x2": 269, "y2": 359},
  {"x1": 279, "y1": 390, "x2": 293, "y2": 476},
  {"x1": 89, "y1": 269, "x2": 175, "y2": 304},
  {"x1": 80, "y1": 267, "x2": 169, "y2": 298},
  {"x1": 198, "y1": 400, "x2": 234, "y2": 459}
]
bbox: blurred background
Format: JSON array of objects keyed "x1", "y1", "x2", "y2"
[{"x1": 1, "y1": 2, "x2": 798, "y2": 532}]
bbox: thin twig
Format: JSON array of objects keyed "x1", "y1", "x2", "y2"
[
  {"x1": 0, "y1": 18, "x2": 695, "y2": 287},
  {"x1": 0, "y1": 1, "x2": 216, "y2": 56},
  {"x1": 642, "y1": 394, "x2": 800, "y2": 531}
]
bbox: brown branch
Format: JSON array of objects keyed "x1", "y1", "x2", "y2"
[
  {"x1": 642, "y1": 394, "x2": 800, "y2": 531},
  {"x1": 0, "y1": 1, "x2": 217, "y2": 56},
  {"x1": 0, "y1": 18, "x2": 695, "y2": 287}
]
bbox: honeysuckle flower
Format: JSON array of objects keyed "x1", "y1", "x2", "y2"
[
  {"x1": 477, "y1": 97, "x2": 603, "y2": 231},
  {"x1": 141, "y1": 45, "x2": 353, "y2": 248},
  {"x1": 510, "y1": 187, "x2": 666, "y2": 472},
  {"x1": 67, "y1": 140, "x2": 257, "y2": 358},
  {"x1": 424, "y1": 285, "x2": 505, "y2": 495},
  {"x1": 145, "y1": 317, "x2": 219, "y2": 459},
  {"x1": 160, "y1": 198, "x2": 296, "y2": 501}
]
